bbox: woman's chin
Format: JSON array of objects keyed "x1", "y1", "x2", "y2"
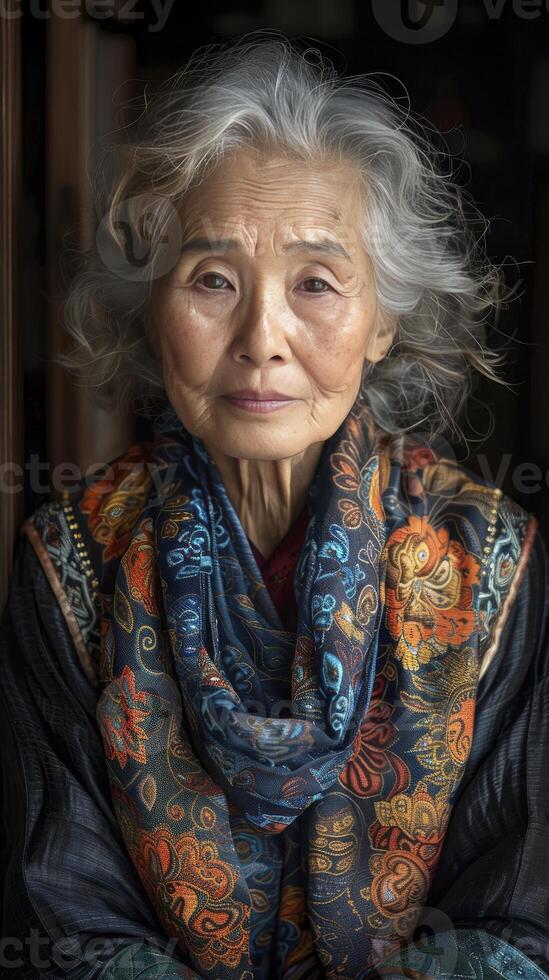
[
  {"x1": 206, "y1": 428, "x2": 308, "y2": 462},
  {"x1": 199, "y1": 405, "x2": 308, "y2": 460}
]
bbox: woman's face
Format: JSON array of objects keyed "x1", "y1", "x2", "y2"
[{"x1": 148, "y1": 149, "x2": 393, "y2": 462}]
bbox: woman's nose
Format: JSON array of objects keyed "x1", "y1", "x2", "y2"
[{"x1": 230, "y1": 290, "x2": 293, "y2": 366}]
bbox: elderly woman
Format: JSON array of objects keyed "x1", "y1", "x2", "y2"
[{"x1": 1, "y1": 33, "x2": 548, "y2": 980}]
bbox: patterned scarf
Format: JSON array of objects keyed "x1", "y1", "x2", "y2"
[{"x1": 95, "y1": 389, "x2": 487, "y2": 979}]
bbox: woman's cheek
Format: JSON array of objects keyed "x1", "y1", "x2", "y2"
[
  {"x1": 313, "y1": 333, "x2": 369, "y2": 397},
  {"x1": 312, "y1": 320, "x2": 365, "y2": 370},
  {"x1": 163, "y1": 319, "x2": 226, "y2": 394}
]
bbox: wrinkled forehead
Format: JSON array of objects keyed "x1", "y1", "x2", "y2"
[{"x1": 177, "y1": 150, "x2": 366, "y2": 255}]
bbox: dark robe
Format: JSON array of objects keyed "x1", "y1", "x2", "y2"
[{"x1": 1, "y1": 514, "x2": 549, "y2": 977}]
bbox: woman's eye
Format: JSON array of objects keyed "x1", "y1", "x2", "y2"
[
  {"x1": 193, "y1": 273, "x2": 333, "y2": 294},
  {"x1": 195, "y1": 272, "x2": 232, "y2": 291},
  {"x1": 300, "y1": 277, "x2": 333, "y2": 294}
]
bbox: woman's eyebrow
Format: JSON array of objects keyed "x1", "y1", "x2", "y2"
[{"x1": 179, "y1": 237, "x2": 353, "y2": 261}]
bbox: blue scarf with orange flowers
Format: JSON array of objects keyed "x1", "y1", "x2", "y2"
[{"x1": 94, "y1": 388, "x2": 495, "y2": 979}]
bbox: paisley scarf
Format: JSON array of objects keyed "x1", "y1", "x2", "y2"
[{"x1": 94, "y1": 388, "x2": 492, "y2": 979}]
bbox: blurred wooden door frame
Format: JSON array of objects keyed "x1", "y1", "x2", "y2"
[
  {"x1": 46, "y1": 12, "x2": 136, "y2": 482},
  {"x1": 0, "y1": 17, "x2": 23, "y2": 609},
  {"x1": 1, "y1": 11, "x2": 138, "y2": 605}
]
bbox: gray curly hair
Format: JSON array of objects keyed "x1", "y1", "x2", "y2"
[{"x1": 59, "y1": 29, "x2": 518, "y2": 443}]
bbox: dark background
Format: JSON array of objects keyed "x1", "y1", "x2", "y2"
[{"x1": 19, "y1": 0, "x2": 549, "y2": 534}]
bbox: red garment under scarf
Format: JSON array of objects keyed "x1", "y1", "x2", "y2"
[{"x1": 248, "y1": 505, "x2": 310, "y2": 632}]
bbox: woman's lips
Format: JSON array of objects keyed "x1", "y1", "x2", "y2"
[{"x1": 223, "y1": 395, "x2": 296, "y2": 414}]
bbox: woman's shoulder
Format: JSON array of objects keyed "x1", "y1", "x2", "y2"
[
  {"x1": 18, "y1": 436, "x2": 165, "y2": 688},
  {"x1": 379, "y1": 430, "x2": 539, "y2": 547},
  {"x1": 417, "y1": 444, "x2": 539, "y2": 561},
  {"x1": 379, "y1": 433, "x2": 543, "y2": 674},
  {"x1": 22, "y1": 434, "x2": 169, "y2": 559}
]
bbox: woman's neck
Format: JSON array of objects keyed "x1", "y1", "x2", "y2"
[{"x1": 204, "y1": 440, "x2": 323, "y2": 559}]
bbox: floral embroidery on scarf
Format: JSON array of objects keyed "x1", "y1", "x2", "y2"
[{"x1": 381, "y1": 515, "x2": 480, "y2": 671}]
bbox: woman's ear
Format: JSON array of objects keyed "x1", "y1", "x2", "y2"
[{"x1": 366, "y1": 311, "x2": 396, "y2": 364}]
